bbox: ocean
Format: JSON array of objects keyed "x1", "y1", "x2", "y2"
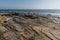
[{"x1": 0, "y1": 9, "x2": 60, "y2": 16}]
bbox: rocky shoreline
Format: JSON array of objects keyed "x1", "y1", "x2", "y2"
[{"x1": 0, "y1": 12, "x2": 60, "y2": 40}]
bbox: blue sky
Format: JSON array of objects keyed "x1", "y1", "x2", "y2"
[
  {"x1": 0, "y1": 0, "x2": 60, "y2": 9},
  {"x1": 40, "y1": 0, "x2": 60, "y2": 9}
]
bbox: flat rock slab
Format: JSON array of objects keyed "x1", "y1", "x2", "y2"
[
  {"x1": 3, "y1": 31, "x2": 20, "y2": 40},
  {"x1": 50, "y1": 30, "x2": 60, "y2": 40}
]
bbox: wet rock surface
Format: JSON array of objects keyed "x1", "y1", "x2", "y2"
[{"x1": 0, "y1": 13, "x2": 60, "y2": 40}]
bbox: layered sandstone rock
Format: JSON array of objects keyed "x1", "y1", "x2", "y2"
[{"x1": 0, "y1": 13, "x2": 60, "y2": 40}]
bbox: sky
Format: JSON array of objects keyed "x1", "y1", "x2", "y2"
[{"x1": 0, "y1": 0, "x2": 60, "y2": 9}]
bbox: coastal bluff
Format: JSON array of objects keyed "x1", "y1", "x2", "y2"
[{"x1": 0, "y1": 12, "x2": 60, "y2": 40}]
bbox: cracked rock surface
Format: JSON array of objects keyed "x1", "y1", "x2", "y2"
[{"x1": 0, "y1": 13, "x2": 60, "y2": 40}]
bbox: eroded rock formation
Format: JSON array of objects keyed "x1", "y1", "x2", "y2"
[{"x1": 0, "y1": 13, "x2": 60, "y2": 40}]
